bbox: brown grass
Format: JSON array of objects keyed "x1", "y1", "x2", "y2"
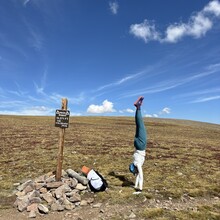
[{"x1": 0, "y1": 115, "x2": 220, "y2": 218}]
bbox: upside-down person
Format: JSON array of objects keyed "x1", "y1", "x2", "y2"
[
  {"x1": 81, "y1": 166, "x2": 108, "y2": 192},
  {"x1": 129, "y1": 96, "x2": 147, "y2": 194}
]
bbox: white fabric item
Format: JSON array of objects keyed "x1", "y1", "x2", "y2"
[
  {"x1": 135, "y1": 163, "x2": 143, "y2": 190},
  {"x1": 133, "y1": 149, "x2": 146, "y2": 166},
  {"x1": 87, "y1": 169, "x2": 103, "y2": 190},
  {"x1": 133, "y1": 150, "x2": 146, "y2": 191}
]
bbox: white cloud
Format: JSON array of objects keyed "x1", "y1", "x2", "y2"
[
  {"x1": 109, "y1": 2, "x2": 119, "y2": 15},
  {"x1": 145, "y1": 114, "x2": 152, "y2": 117},
  {"x1": 120, "y1": 108, "x2": 135, "y2": 114},
  {"x1": 87, "y1": 100, "x2": 116, "y2": 114},
  {"x1": 164, "y1": 23, "x2": 187, "y2": 43},
  {"x1": 0, "y1": 105, "x2": 54, "y2": 116},
  {"x1": 145, "y1": 107, "x2": 171, "y2": 118},
  {"x1": 130, "y1": 0, "x2": 220, "y2": 44},
  {"x1": 160, "y1": 107, "x2": 171, "y2": 114},
  {"x1": 130, "y1": 20, "x2": 160, "y2": 43},
  {"x1": 204, "y1": 0, "x2": 220, "y2": 16},
  {"x1": 188, "y1": 13, "x2": 213, "y2": 38}
]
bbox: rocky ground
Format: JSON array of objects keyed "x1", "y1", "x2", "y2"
[{"x1": 0, "y1": 194, "x2": 219, "y2": 220}]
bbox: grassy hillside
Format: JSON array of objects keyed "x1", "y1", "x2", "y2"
[{"x1": 0, "y1": 115, "x2": 219, "y2": 219}]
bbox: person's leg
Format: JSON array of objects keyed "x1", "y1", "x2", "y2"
[
  {"x1": 136, "y1": 164, "x2": 143, "y2": 190},
  {"x1": 135, "y1": 173, "x2": 139, "y2": 189},
  {"x1": 134, "y1": 109, "x2": 147, "y2": 150},
  {"x1": 138, "y1": 164, "x2": 143, "y2": 190},
  {"x1": 133, "y1": 164, "x2": 143, "y2": 194}
]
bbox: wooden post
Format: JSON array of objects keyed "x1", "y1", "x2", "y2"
[{"x1": 55, "y1": 98, "x2": 68, "y2": 181}]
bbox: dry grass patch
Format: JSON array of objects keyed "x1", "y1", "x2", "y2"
[{"x1": 0, "y1": 115, "x2": 219, "y2": 218}]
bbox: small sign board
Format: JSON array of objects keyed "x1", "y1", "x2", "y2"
[{"x1": 55, "y1": 109, "x2": 70, "y2": 128}]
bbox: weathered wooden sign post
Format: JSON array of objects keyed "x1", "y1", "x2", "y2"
[{"x1": 55, "y1": 98, "x2": 70, "y2": 181}]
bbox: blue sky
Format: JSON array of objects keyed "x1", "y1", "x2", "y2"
[{"x1": 0, "y1": 0, "x2": 220, "y2": 124}]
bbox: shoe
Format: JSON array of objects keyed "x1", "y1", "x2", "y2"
[
  {"x1": 133, "y1": 189, "x2": 142, "y2": 195},
  {"x1": 134, "y1": 96, "x2": 144, "y2": 107}
]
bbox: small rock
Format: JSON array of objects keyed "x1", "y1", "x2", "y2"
[
  {"x1": 29, "y1": 197, "x2": 42, "y2": 204},
  {"x1": 75, "y1": 183, "x2": 87, "y2": 191},
  {"x1": 50, "y1": 203, "x2": 59, "y2": 211},
  {"x1": 128, "y1": 212, "x2": 136, "y2": 219},
  {"x1": 28, "y1": 190, "x2": 40, "y2": 199},
  {"x1": 23, "y1": 183, "x2": 35, "y2": 194},
  {"x1": 177, "y1": 172, "x2": 183, "y2": 176},
  {"x1": 46, "y1": 181, "x2": 63, "y2": 189},
  {"x1": 68, "y1": 193, "x2": 81, "y2": 203},
  {"x1": 41, "y1": 192, "x2": 55, "y2": 204},
  {"x1": 156, "y1": 199, "x2": 160, "y2": 203},
  {"x1": 39, "y1": 187, "x2": 47, "y2": 194},
  {"x1": 28, "y1": 210, "x2": 36, "y2": 218},
  {"x1": 93, "y1": 203, "x2": 102, "y2": 208},
  {"x1": 80, "y1": 200, "x2": 88, "y2": 206},
  {"x1": 65, "y1": 212, "x2": 72, "y2": 218},
  {"x1": 74, "y1": 202, "x2": 80, "y2": 207},
  {"x1": 57, "y1": 204, "x2": 65, "y2": 212},
  {"x1": 87, "y1": 198, "x2": 94, "y2": 204},
  {"x1": 15, "y1": 191, "x2": 25, "y2": 197},
  {"x1": 38, "y1": 204, "x2": 49, "y2": 214},
  {"x1": 55, "y1": 184, "x2": 71, "y2": 199},
  {"x1": 45, "y1": 175, "x2": 55, "y2": 183},
  {"x1": 69, "y1": 178, "x2": 78, "y2": 188},
  {"x1": 17, "y1": 200, "x2": 30, "y2": 212},
  {"x1": 65, "y1": 203, "x2": 75, "y2": 210},
  {"x1": 27, "y1": 203, "x2": 38, "y2": 212},
  {"x1": 17, "y1": 180, "x2": 32, "y2": 192},
  {"x1": 35, "y1": 183, "x2": 46, "y2": 190}
]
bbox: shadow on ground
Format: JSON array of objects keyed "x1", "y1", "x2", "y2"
[{"x1": 108, "y1": 171, "x2": 134, "y2": 187}]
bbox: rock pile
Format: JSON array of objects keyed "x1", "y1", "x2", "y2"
[{"x1": 13, "y1": 169, "x2": 95, "y2": 218}]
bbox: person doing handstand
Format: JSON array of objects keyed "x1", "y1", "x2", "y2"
[{"x1": 129, "y1": 96, "x2": 147, "y2": 194}]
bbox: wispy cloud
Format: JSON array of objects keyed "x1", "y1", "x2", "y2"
[
  {"x1": 96, "y1": 70, "x2": 146, "y2": 92},
  {"x1": 0, "y1": 105, "x2": 54, "y2": 116},
  {"x1": 190, "y1": 95, "x2": 220, "y2": 103},
  {"x1": 130, "y1": 0, "x2": 220, "y2": 43},
  {"x1": 23, "y1": 19, "x2": 44, "y2": 51},
  {"x1": 120, "y1": 63, "x2": 220, "y2": 98},
  {"x1": 174, "y1": 87, "x2": 220, "y2": 98},
  {"x1": 8, "y1": 82, "x2": 28, "y2": 97},
  {"x1": 34, "y1": 67, "x2": 48, "y2": 95},
  {"x1": 23, "y1": 0, "x2": 31, "y2": 7},
  {"x1": 109, "y1": 1, "x2": 119, "y2": 15},
  {"x1": 50, "y1": 92, "x2": 85, "y2": 105}
]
